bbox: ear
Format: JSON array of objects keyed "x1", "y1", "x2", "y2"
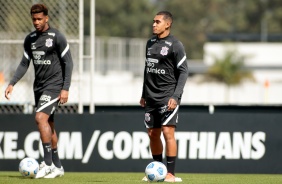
[
  {"x1": 166, "y1": 21, "x2": 171, "y2": 29},
  {"x1": 46, "y1": 15, "x2": 49, "y2": 22}
]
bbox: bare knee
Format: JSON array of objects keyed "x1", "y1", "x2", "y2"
[
  {"x1": 148, "y1": 128, "x2": 161, "y2": 140},
  {"x1": 162, "y1": 126, "x2": 175, "y2": 141},
  {"x1": 35, "y1": 112, "x2": 49, "y2": 125}
]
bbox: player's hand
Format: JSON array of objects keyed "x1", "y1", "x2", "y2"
[
  {"x1": 5, "y1": 85, "x2": 13, "y2": 100},
  {"x1": 167, "y1": 98, "x2": 177, "y2": 111},
  {"x1": 140, "y1": 98, "x2": 146, "y2": 107},
  {"x1": 59, "y1": 90, "x2": 69, "y2": 104}
]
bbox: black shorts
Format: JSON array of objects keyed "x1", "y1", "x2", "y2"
[
  {"x1": 34, "y1": 91, "x2": 60, "y2": 115},
  {"x1": 144, "y1": 105, "x2": 179, "y2": 128}
]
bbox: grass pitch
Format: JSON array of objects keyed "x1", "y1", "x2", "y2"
[{"x1": 0, "y1": 172, "x2": 282, "y2": 184}]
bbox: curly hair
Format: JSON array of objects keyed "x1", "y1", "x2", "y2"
[{"x1": 30, "y1": 3, "x2": 48, "y2": 16}]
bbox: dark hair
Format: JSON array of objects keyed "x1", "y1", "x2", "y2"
[
  {"x1": 156, "y1": 11, "x2": 173, "y2": 24},
  {"x1": 30, "y1": 4, "x2": 48, "y2": 16}
]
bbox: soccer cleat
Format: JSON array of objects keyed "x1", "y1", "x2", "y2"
[
  {"x1": 164, "y1": 173, "x2": 182, "y2": 182},
  {"x1": 44, "y1": 166, "x2": 64, "y2": 178},
  {"x1": 35, "y1": 161, "x2": 53, "y2": 179}
]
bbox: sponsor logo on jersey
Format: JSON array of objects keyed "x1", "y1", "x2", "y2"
[
  {"x1": 160, "y1": 46, "x2": 169, "y2": 56},
  {"x1": 48, "y1": 32, "x2": 56, "y2": 37},
  {"x1": 32, "y1": 51, "x2": 45, "y2": 60},
  {"x1": 33, "y1": 54, "x2": 41, "y2": 60},
  {"x1": 147, "y1": 67, "x2": 166, "y2": 74},
  {"x1": 146, "y1": 58, "x2": 158, "y2": 63},
  {"x1": 40, "y1": 94, "x2": 51, "y2": 105},
  {"x1": 31, "y1": 43, "x2": 36, "y2": 50},
  {"x1": 34, "y1": 60, "x2": 51, "y2": 65},
  {"x1": 150, "y1": 38, "x2": 156, "y2": 42},
  {"x1": 45, "y1": 38, "x2": 53, "y2": 47},
  {"x1": 32, "y1": 51, "x2": 45, "y2": 55},
  {"x1": 146, "y1": 58, "x2": 165, "y2": 74},
  {"x1": 32, "y1": 51, "x2": 50, "y2": 65},
  {"x1": 165, "y1": 41, "x2": 172, "y2": 46}
]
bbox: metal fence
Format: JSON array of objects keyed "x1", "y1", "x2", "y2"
[
  {"x1": 0, "y1": 0, "x2": 148, "y2": 114},
  {"x1": 84, "y1": 36, "x2": 146, "y2": 76},
  {"x1": 0, "y1": 0, "x2": 82, "y2": 113}
]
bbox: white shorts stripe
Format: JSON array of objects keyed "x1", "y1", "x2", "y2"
[
  {"x1": 36, "y1": 97, "x2": 59, "y2": 112},
  {"x1": 162, "y1": 105, "x2": 179, "y2": 125},
  {"x1": 144, "y1": 121, "x2": 149, "y2": 128}
]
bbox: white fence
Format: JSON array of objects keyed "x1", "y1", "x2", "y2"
[{"x1": 0, "y1": 0, "x2": 82, "y2": 113}]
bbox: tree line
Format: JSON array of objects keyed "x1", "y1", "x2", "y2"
[{"x1": 85, "y1": 0, "x2": 282, "y2": 59}]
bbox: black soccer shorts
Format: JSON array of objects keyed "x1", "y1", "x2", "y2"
[
  {"x1": 34, "y1": 91, "x2": 60, "y2": 115},
  {"x1": 144, "y1": 105, "x2": 179, "y2": 128}
]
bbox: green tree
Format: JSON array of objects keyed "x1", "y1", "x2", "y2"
[
  {"x1": 83, "y1": 0, "x2": 282, "y2": 58},
  {"x1": 205, "y1": 50, "x2": 254, "y2": 102},
  {"x1": 85, "y1": 0, "x2": 157, "y2": 37},
  {"x1": 157, "y1": 0, "x2": 212, "y2": 59},
  {"x1": 206, "y1": 51, "x2": 254, "y2": 85},
  {"x1": 159, "y1": 0, "x2": 282, "y2": 58}
]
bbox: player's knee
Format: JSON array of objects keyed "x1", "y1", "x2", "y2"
[
  {"x1": 35, "y1": 113, "x2": 48, "y2": 125},
  {"x1": 148, "y1": 129, "x2": 161, "y2": 139},
  {"x1": 162, "y1": 129, "x2": 175, "y2": 141}
]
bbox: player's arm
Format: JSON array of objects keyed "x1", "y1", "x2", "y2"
[
  {"x1": 140, "y1": 68, "x2": 146, "y2": 107},
  {"x1": 56, "y1": 32, "x2": 73, "y2": 104},
  {"x1": 169, "y1": 41, "x2": 188, "y2": 108},
  {"x1": 140, "y1": 44, "x2": 148, "y2": 107},
  {"x1": 5, "y1": 37, "x2": 31, "y2": 100}
]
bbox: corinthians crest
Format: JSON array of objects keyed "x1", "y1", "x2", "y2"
[
  {"x1": 45, "y1": 38, "x2": 53, "y2": 47},
  {"x1": 160, "y1": 46, "x2": 169, "y2": 56},
  {"x1": 145, "y1": 113, "x2": 151, "y2": 122}
]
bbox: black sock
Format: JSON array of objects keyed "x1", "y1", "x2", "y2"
[
  {"x1": 52, "y1": 148, "x2": 62, "y2": 168},
  {"x1": 42, "y1": 143, "x2": 52, "y2": 166},
  {"x1": 152, "y1": 154, "x2": 163, "y2": 162},
  {"x1": 166, "y1": 156, "x2": 176, "y2": 175}
]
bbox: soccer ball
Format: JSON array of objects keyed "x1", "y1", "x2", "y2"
[
  {"x1": 145, "y1": 161, "x2": 167, "y2": 182},
  {"x1": 19, "y1": 157, "x2": 39, "y2": 178}
]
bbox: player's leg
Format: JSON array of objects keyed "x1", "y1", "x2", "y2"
[
  {"x1": 144, "y1": 108, "x2": 164, "y2": 162},
  {"x1": 161, "y1": 105, "x2": 182, "y2": 182},
  {"x1": 162, "y1": 125, "x2": 177, "y2": 173},
  {"x1": 35, "y1": 111, "x2": 53, "y2": 178},
  {"x1": 44, "y1": 118, "x2": 64, "y2": 178},
  {"x1": 34, "y1": 91, "x2": 60, "y2": 179},
  {"x1": 48, "y1": 116, "x2": 61, "y2": 167},
  {"x1": 147, "y1": 128, "x2": 163, "y2": 161},
  {"x1": 142, "y1": 108, "x2": 163, "y2": 182}
]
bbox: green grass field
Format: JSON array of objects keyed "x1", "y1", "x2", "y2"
[{"x1": 1, "y1": 172, "x2": 282, "y2": 184}]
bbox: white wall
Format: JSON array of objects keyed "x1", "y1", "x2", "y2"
[
  {"x1": 204, "y1": 42, "x2": 282, "y2": 66},
  {"x1": 2, "y1": 72, "x2": 282, "y2": 106}
]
